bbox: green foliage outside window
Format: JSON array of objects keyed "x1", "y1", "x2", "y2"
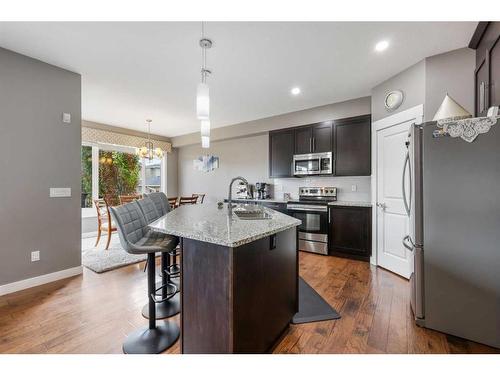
[{"x1": 80, "y1": 146, "x2": 141, "y2": 207}]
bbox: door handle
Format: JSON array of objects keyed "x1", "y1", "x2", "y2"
[
  {"x1": 402, "y1": 151, "x2": 411, "y2": 217},
  {"x1": 402, "y1": 235, "x2": 414, "y2": 251},
  {"x1": 376, "y1": 202, "x2": 387, "y2": 210}
]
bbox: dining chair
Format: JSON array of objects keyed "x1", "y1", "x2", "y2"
[
  {"x1": 179, "y1": 196, "x2": 197, "y2": 206},
  {"x1": 192, "y1": 193, "x2": 206, "y2": 204},
  {"x1": 94, "y1": 198, "x2": 117, "y2": 250},
  {"x1": 168, "y1": 197, "x2": 179, "y2": 209},
  {"x1": 119, "y1": 194, "x2": 142, "y2": 205}
]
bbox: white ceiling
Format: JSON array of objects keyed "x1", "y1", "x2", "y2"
[{"x1": 0, "y1": 22, "x2": 476, "y2": 137}]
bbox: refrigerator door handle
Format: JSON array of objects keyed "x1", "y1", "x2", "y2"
[
  {"x1": 402, "y1": 151, "x2": 412, "y2": 217},
  {"x1": 402, "y1": 235, "x2": 415, "y2": 251}
]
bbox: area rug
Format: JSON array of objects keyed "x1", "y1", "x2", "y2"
[
  {"x1": 292, "y1": 277, "x2": 341, "y2": 324},
  {"x1": 82, "y1": 236, "x2": 147, "y2": 273}
]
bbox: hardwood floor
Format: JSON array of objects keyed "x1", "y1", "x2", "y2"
[{"x1": 0, "y1": 251, "x2": 497, "y2": 354}]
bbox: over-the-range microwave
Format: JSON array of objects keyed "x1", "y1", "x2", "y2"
[{"x1": 293, "y1": 152, "x2": 333, "y2": 176}]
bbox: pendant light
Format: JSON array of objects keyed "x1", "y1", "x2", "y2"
[
  {"x1": 197, "y1": 22, "x2": 213, "y2": 149},
  {"x1": 200, "y1": 119, "x2": 210, "y2": 137},
  {"x1": 136, "y1": 119, "x2": 164, "y2": 160},
  {"x1": 197, "y1": 23, "x2": 212, "y2": 121}
]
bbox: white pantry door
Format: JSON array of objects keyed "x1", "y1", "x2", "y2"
[{"x1": 375, "y1": 118, "x2": 413, "y2": 278}]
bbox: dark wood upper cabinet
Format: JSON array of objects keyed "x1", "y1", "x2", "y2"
[
  {"x1": 334, "y1": 114, "x2": 371, "y2": 176},
  {"x1": 269, "y1": 129, "x2": 294, "y2": 178},
  {"x1": 312, "y1": 122, "x2": 333, "y2": 153},
  {"x1": 329, "y1": 206, "x2": 372, "y2": 261},
  {"x1": 469, "y1": 22, "x2": 500, "y2": 116},
  {"x1": 294, "y1": 121, "x2": 333, "y2": 154},
  {"x1": 268, "y1": 116, "x2": 370, "y2": 178},
  {"x1": 294, "y1": 126, "x2": 313, "y2": 155}
]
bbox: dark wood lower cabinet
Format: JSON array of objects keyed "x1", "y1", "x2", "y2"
[
  {"x1": 329, "y1": 206, "x2": 372, "y2": 261},
  {"x1": 181, "y1": 228, "x2": 298, "y2": 353}
]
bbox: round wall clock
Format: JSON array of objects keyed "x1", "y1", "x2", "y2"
[{"x1": 384, "y1": 90, "x2": 404, "y2": 112}]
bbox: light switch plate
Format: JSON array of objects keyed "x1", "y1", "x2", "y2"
[
  {"x1": 62, "y1": 113, "x2": 71, "y2": 123},
  {"x1": 50, "y1": 187, "x2": 71, "y2": 197}
]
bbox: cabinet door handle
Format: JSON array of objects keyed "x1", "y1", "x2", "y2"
[
  {"x1": 313, "y1": 137, "x2": 316, "y2": 152},
  {"x1": 309, "y1": 138, "x2": 312, "y2": 152}
]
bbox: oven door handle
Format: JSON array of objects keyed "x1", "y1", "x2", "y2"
[{"x1": 287, "y1": 206, "x2": 328, "y2": 212}]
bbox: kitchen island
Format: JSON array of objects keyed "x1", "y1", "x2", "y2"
[{"x1": 149, "y1": 203, "x2": 301, "y2": 353}]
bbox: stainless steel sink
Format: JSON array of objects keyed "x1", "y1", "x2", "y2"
[{"x1": 232, "y1": 204, "x2": 272, "y2": 220}]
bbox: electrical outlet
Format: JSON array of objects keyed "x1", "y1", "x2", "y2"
[
  {"x1": 31, "y1": 250, "x2": 40, "y2": 262},
  {"x1": 351, "y1": 184, "x2": 357, "y2": 192}
]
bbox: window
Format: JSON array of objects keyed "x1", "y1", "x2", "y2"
[
  {"x1": 81, "y1": 145, "x2": 93, "y2": 208},
  {"x1": 81, "y1": 142, "x2": 165, "y2": 215}
]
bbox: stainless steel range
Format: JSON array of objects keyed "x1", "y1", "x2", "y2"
[{"x1": 286, "y1": 187, "x2": 337, "y2": 255}]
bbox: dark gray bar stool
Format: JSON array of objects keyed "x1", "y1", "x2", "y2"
[
  {"x1": 110, "y1": 201, "x2": 179, "y2": 354},
  {"x1": 136, "y1": 197, "x2": 180, "y2": 319},
  {"x1": 146, "y1": 192, "x2": 181, "y2": 287}
]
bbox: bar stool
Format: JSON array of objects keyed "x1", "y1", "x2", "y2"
[
  {"x1": 137, "y1": 197, "x2": 180, "y2": 319},
  {"x1": 147, "y1": 192, "x2": 181, "y2": 288},
  {"x1": 110, "y1": 201, "x2": 180, "y2": 354}
]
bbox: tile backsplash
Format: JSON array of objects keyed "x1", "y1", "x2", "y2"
[{"x1": 273, "y1": 176, "x2": 371, "y2": 202}]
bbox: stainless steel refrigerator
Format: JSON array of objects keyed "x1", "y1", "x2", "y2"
[{"x1": 403, "y1": 121, "x2": 500, "y2": 349}]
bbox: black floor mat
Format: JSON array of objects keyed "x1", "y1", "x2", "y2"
[{"x1": 292, "y1": 277, "x2": 341, "y2": 324}]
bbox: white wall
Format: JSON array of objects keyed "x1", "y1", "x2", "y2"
[{"x1": 274, "y1": 176, "x2": 371, "y2": 202}]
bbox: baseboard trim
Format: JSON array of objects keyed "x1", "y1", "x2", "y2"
[{"x1": 0, "y1": 266, "x2": 83, "y2": 297}]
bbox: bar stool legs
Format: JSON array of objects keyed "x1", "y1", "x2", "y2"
[
  {"x1": 123, "y1": 253, "x2": 179, "y2": 354},
  {"x1": 143, "y1": 252, "x2": 180, "y2": 319}
]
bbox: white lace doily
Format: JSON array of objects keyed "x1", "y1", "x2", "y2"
[{"x1": 437, "y1": 116, "x2": 500, "y2": 143}]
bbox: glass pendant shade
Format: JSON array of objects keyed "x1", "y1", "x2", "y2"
[
  {"x1": 201, "y1": 120, "x2": 211, "y2": 137},
  {"x1": 201, "y1": 136, "x2": 210, "y2": 149},
  {"x1": 197, "y1": 83, "x2": 210, "y2": 120}
]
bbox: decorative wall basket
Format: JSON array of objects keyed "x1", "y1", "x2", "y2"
[{"x1": 193, "y1": 155, "x2": 219, "y2": 172}]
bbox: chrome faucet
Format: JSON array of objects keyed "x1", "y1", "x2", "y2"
[{"x1": 228, "y1": 176, "x2": 249, "y2": 211}]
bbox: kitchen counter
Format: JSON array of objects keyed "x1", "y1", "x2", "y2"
[
  {"x1": 150, "y1": 203, "x2": 300, "y2": 247},
  {"x1": 149, "y1": 203, "x2": 300, "y2": 353}
]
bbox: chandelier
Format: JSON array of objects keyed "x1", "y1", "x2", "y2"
[
  {"x1": 136, "y1": 119, "x2": 164, "y2": 160},
  {"x1": 197, "y1": 22, "x2": 212, "y2": 148}
]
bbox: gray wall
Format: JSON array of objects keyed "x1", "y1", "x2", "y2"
[
  {"x1": 371, "y1": 60, "x2": 426, "y2": 122},
  {"x1": 0, "y1": 48, "x2": 81, "y2": 285},
  {"x1": 425, "y1": 47, "x2": 475, "y2": 120},
  {"x1": 167, "y1": 148, "x2": 179, "y2": 197},
  {"x1": 178, "y1": 134, "x2": 270, "y2": 203},
  {"x1": 177, "y1": 97, "x2": 372, "y2": 202},
  {"x1": 172, "y1": 96, "x2": 371, "y2": 147},
  {"x1": 371, "y1": 47, "x2": 474, "y2": 123}
]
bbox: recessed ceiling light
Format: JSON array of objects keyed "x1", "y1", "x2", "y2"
[
  {"x1": 291, "y1": 87, "x2": 301, "y2": 95},
  {"x1": 375, "y1": 40, "x2": 389, "y2": 52}
]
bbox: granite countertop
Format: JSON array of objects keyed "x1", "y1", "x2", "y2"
[
  {"x1": 328, "y1": 201, "x2": 372, "y2": 207},
  {"x1": 149, "y1": 203, "x2": 301, "y2": 248}
]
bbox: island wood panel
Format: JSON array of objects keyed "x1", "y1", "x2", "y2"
[
  {"x1": 181, "y1": 227, "x2": 298, "y2": 354},
  {"x1": 1, "y1": 246, "x2": 499, "y2": 354},
  {"x1": 233, "y1": 227, "x2": 297, "y2": 353}
]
